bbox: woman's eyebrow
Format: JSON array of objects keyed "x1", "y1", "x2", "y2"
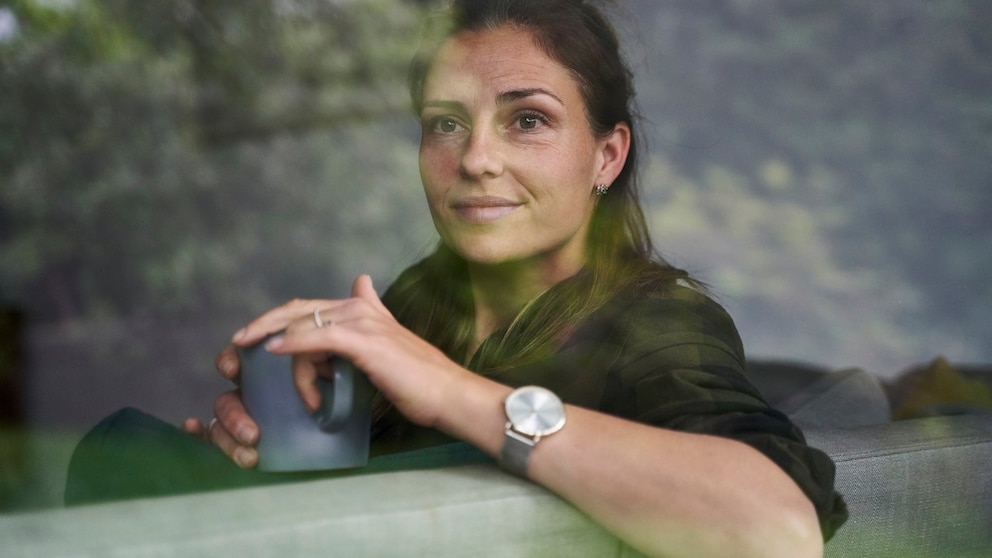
[
  {"x1": 497, "y1": 88, "x2": 564, "y2": 106},
  {"x1": 421, "y1": 88, "x2": 564, "y2": 112},
  {"x1": 421, "y1": 100, "x2": 465, "y2": 112}
]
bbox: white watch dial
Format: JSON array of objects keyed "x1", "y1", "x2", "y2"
[{"x1": 505, "y1": 386, "x2": 566, "y2": 437}]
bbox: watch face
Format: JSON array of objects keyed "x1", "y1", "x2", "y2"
[{"x1": 505, "y1": 386, "x2": 566, "y2": 437}]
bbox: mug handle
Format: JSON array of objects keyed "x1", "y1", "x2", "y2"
[{"x1": 316, "y1": 358, "x2": 354, "y2": 432}]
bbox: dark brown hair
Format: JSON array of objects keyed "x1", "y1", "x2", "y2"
[{"x1": 386, "y1": 0, "x2": 693, "y2": 373}]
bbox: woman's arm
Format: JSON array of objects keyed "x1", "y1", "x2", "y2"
[
  {"x1": 193, "y1": 275, "x2": 823, "y2": 558},
  {"x1": 432, "y1": 371, "x2": 824, "y2": 558}
]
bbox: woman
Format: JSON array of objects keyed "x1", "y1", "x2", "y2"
[{"x1": 82, "y1": 1, "x2": 846, "y2": 556}]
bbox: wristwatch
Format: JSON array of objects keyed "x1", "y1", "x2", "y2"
[{"x1": 498, "y1": 385, "x2": 566, "y2": 477}]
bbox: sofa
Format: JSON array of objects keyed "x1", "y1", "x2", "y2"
[{"x1": 2, "y1": 361, "x2": 990, "y2": 558}]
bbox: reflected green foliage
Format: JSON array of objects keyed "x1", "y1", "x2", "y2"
[
  {"x1": 0, "y1": 427, "x2": 76, "y2": 511},
  {"x1": 0, "y1": 0, "x2": 434, "y2": 325}
]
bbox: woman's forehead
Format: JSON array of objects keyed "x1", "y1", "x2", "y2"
[{"x1": 422, "y1": 27, "x2": 581, "y2": 107}]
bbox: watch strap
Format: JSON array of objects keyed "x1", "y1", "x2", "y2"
[{"x1": 499, "y1": 427, "x2": 536, "y2": 477}]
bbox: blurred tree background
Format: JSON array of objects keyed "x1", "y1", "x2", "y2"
[
  {"x1": 0, "y1": 0, "x2": 989, "y2": 510},
  {"x1": 630, "y1": 0, "x2": 991, "y2": 374}
]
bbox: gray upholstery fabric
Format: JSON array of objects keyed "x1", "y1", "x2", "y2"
[
  {"x1": 809, "y1": 415, "x2": 992, "y2": 558},
  {"x1": 745, "y1": 363, "x2": 892, "y2": 430},
  {"x1": 778, "y1": 368, "x2": 892, "y2": 430},
  {"x1": 1, "y1": 465, "x2": 637, "y2": 558},
  {"x1": 744, "y1": 360, "x2": 830, "y2": 405}
]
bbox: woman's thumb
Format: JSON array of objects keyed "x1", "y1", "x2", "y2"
[{"x1": 352, "y1": 274, "x2": 392, "y2": 316}]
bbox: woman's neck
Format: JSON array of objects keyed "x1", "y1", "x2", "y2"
[{"x1": 465, "y1": 257, "x2": 584, "y2": 353}]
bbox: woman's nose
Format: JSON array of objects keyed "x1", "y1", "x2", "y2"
[{"x1": 459, "y1": 128, "x2": 503, "y2": 179}]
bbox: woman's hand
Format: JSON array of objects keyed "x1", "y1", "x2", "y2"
[
  {"x1": 246, "y1": 274, "x2": 466, "y2": 429},
  {"x1": 184, "y1": 274, "x2": 470, "y2": 468},
  {"x1": 182, "y1": 346, "x2": 261, "y2": 468}
]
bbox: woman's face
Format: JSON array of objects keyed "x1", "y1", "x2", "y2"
[{"x1": 418, "y1": 26, "x2": 629, "y2": 277}]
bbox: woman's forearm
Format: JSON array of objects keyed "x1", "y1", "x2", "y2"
[
  {"x1": 533, "y1": 406, "x2": 822, "y2": 558},
  {"x1": 435, "y1": 373, "x2": 823, "y2": 558}
]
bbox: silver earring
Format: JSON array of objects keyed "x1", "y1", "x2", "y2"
[{"x1": 595, "y1": 184, "x2": 609, "y2": 196}]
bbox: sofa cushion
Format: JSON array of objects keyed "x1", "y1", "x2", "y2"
[
  {"x1": 746, "y1": 362, "x2": 891, "y2": 430},
  {"x1": 776, "y1": 368, "x2": 891, "y2": 430}
]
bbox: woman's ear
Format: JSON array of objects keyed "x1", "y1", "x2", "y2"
[{"x1": 595, "y1": 122, "x2": 631, "y2": 187}]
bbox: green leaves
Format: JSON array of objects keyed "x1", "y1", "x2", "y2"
[{"x1": 0, "y1": 0, "x2": 431, "y2": 323}]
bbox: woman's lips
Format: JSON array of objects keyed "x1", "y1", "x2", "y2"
[{"x1": 451, "y1": 196, "x2": 522, "y2": 223}]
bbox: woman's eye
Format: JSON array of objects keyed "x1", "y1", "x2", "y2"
[
  {"x1": 518, "y1": 113, "x2": 543, "y2": 130},
  {"x1": 519, "y1": 114, "x2": 541, "y2": 130},
  {"x1": 438, "y1": 118, "x2": 458, "y2": 133},
  {"x1": 428, "y1": 117, "x2": 461, "y2": 134}
]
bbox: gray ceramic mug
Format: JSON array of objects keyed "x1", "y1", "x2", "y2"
[{"x1": 238, "y1": 336, "x2": 374, "y2": 472}]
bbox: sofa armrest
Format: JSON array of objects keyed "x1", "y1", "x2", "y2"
[
  {"x1": 807, "y1": 414, "x2": 992, "y2": 558},
  {"x1": 5, "y1": 415, "x2": 990, "y2": 557},
  {"x1": 1, "y1": 461, "x2": 641, "y2": 558}
]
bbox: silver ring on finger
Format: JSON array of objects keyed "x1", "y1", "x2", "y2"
[
  {"x1": 206, "y1": 417, "x2": 218, "y2": 438},
  {"x1": 313, "y1": 308, "x2": 332, "y2": 328}
]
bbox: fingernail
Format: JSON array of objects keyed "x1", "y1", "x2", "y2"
[
  {"x1": 236, "y1": 425, "x2": 258, "y2": 445},
  {"x1": 220, "y1": 357, "x2": 236, "y2": 377},
  {"x1": 264, "y1": 335, "x2": 284, "y2": 351},
  {"x1": 232, "y1": 329, "x2": 246, "y2": 343},
  {"x1": 235, "y1": 448, "x2": 257, "y2": 468},
  {"x1": 305, "y1": 399, "x2": 319, "y2": 415}
]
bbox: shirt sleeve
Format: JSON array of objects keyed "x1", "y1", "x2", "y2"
[{"x1": 597, "y1": 286, "x2": 848, "y2": 541}]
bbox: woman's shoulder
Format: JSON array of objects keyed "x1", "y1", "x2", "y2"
[
  {"x1": 587, "y1": 270, "x2": 745, "y2": 364},
  {"x1": 612, "y1": 270, "x2": 737, "y2": 329}
]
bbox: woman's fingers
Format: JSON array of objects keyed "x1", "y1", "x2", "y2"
[
  {"x1": 214, "y1": 390, "x2": 258, "y2": 445},
  {"x1": 182, "y1": 417, "x2": 207, "y2": 439},
  {"x1": 211, "y1": 390, "x2": 260, "y2": 468},
  {"x1": 231, "y1": 275, "x2": 386, "y2": 348},
  {"x1": 215, "y1": 346, "x2": 240, "y2": 381},
  {"x1": 262, "y1": 298, "x2": 373, "y2": 359},
  {"x1": 182, "y1": 396, "x2": 258, "y2": 469},
  {"x1": 232, "y1": 298, "x2": 347, "y2": 348},
  {"x1": 292, "y1": 353, "x2": 332, "y2": 414},
  {"x1": 207, "y1": 417, "x2": 258, "y2": 469}
]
